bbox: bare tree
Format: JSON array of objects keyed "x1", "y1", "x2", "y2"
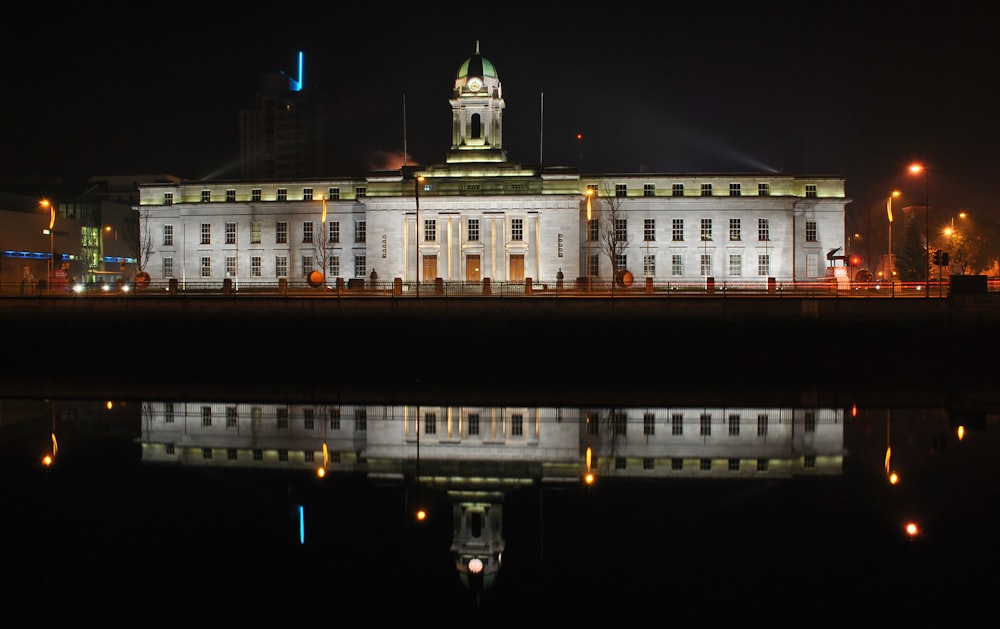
[
  {"x1": 126, "y1": 208, "x2": 155, "y2": 275},
  {"x1": 587, "y1": 407, "x2": 626, "y2": 476},
  {"x1": 298, "y1": 197, "x2": 334, "y2": 287},
  {"x1": 313, "y1": 222, "x2": 332, "y2": 285},
  {"x1": 595, "y1": 179, "x2": 631, "y2": 282}
]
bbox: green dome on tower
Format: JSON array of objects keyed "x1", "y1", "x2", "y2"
[{"x1": 456, "y1": 41, "x2": 498, "y2": 80}]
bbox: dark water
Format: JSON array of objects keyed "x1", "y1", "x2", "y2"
[{"x1": 3, "y1": 385, "x2": 998, "y2": 625}]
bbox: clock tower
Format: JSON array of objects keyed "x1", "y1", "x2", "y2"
[{"x1": 447, "y1": 41, "x2": 507, "y2": 163}]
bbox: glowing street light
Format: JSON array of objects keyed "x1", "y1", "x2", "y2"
[
  {"x1": 585, "y1": 187, "x2": 594, "y2": 292},
  {"x1": 101, "y1": 225, "x2": 113, "y2": 275},
  {"x1": 908, "y1": 163, "x2": 930, "y2": 297},
  {"x1": 943, "y1": 212, "x2": 967, "y2": 239},
  {"x1": 887, "y1": 191, "x2": 900, "y2": 281},
  {"x1": 320, "y1": 193, "x2": 327, "y2": 285},
  {"x1": 414, "y1": 175, "x2": 425, "y2": 297},
  {"x1": 943, "y1": 212, "x2": 968, "y2": 265},
  {"x1": 39, "y1": 198, "x2": 56, "y2": 289}
]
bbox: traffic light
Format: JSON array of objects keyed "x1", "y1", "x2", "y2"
[
  {"x1": 942, "y1": 252, "x2": 950, "y2": 266},
  {"x1": 932, "y1": 250, "x2": 941, "y2": 265},
  {"x1": 850, "y1": 255, "x2": 861, "y2": 266}
]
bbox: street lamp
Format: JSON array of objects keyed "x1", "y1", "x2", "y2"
[
  {"x1": 319, "y1": 193, "x2": 326, "y2": 285},
  {"x1": 943, "y1": 211, "x2": 967, "y2": 244},
  {"x1": 101, "y1": 225, "x2": 113, "y2": 275},
  {"x1": 943, "y1": 211, "x2": 968, "y2": 274},
  {"x1": 887, "y1": 190, "x2": 900, "y2": 281},
  {"x1": 39, "y1": 198, "x2": 56, "y2": 288},
  {"x1": 414, "y1": 175, "x2": 424, "y2": 297},
  {"x1": 908, "y1": 163, "x2": 930, "y2": 297},
  {"x1": 585, "y1": 187, "x2": 594, "y2": 292},
  {"x1": 848, "y1": 233, "x2": 862, "y2": 276}
]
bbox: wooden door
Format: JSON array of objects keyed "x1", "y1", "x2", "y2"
[
  {"x1": 509, "y1": 255, "x2": 524, "y2": 281},
  {"x1": 466, "y1": 255, "x2": 481, "y2": 282}
]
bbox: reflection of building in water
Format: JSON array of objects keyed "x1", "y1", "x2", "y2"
[
  {"x1": 139, "y1": 401, "x2": 844, "y2": 593},
  {"x1": 140, "y1": 402, "x2": 844, "y2": 478},
  {"x1": 585, "y1": 406, "x2": 844, "y2": 478}
]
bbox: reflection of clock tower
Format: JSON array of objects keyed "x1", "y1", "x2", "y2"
[{"x1": 447, "y1": 41, "x2": 507, "y2": 164}]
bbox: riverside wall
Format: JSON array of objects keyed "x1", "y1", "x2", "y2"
[{"x1": 2, "y1": 294, "x2": 997, "y2": 407}]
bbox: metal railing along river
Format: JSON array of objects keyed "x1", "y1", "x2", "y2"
[{"x1": 3, "y1": 276, "x2": 995, "y2": 298}]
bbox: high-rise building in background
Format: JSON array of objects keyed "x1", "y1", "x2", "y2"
[{"x1": 239, "y1": 52, "x2": 326, "y2": 180}]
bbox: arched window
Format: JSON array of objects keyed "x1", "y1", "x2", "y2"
[{"x1": 470, "y1": 113, "x2": 481, "y2": 139}]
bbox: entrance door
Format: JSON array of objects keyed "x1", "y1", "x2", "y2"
[
  {"x1": 422, "y1": 255, "x2": 437, "y2": 282},
  {"x1": 466, "y1": 255, "x2": 481, "y2": 282},
  {"x1": 509, "y1": 255, "x2": 524, "y2": 281}
]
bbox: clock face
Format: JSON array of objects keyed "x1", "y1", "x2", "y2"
[{"x1": 468, "y1": 78, "x2": 482, "y2": 92}]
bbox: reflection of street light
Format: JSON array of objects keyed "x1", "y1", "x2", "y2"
[
  {"x1": 39, "y1": 198, "x2": 55, "y2": 288},
  {"x1": 908, "y1": 163, "x2": 930, "y2": 297},
  {"x1": 42, "y1": 400, "x2": 57, "y2": 467},
  {"x1": 887, "y1": 191, "x2": 900, "y2": 281},
  {"x1": 885, "y1": 409, "x2": 899, "y2": 485}
]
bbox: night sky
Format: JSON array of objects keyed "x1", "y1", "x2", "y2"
[{"x1": 2, "y1": 1, "x2": 997, "y2": 226}]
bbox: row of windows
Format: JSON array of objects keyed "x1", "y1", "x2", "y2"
[
  {"x1": 592, "y1": 253, "x2": 774, "y2": 277},
  {"x1": 167, "y1": 252, "x2": 789, "y2": 280},
  {"x1": 615, "y1": 456, "x2": 818, "y2": 471},
  {"x1": 592, "y1": 412, "x2": 819, "y2": 436},
  {"x1": 418, "y1": 412, "x2": 519, "y2": 436},
  {"x1": 163, "y1": 447, "x2": 820, "y2": 472},
  {"x1": 165, "y1": 183, "x2": 822, "y2": 205},
  {"x1": 162, "y1": 217, "x2": 517, "y2": 246},
  {"x1": 167, "y1": 251, "x2": 781, "y2": 280},
  {"x1": 618, "y1": 183, "x2": 819, "y2": 198},
  {"x1": 166, "y1": 187, "x2": 365, "y2": 205},
  {"x1": 162, "y1": 254, "x2": 367, "y2": 279},
  {"x1": 165, "y1": 448, "x2": 818, "y2": 472},
  {"x1": 167, "y1": 405, "x2": 369, "y2": 431},
  {"x1": 163, "y1": 444, "x2": 345, "y2": 464},
  {"x1": 167, "y1": 406, "x2": 823, "y2": 444},
  {"x1": 167, "y1": 248, "x2": 825, "y2": 280},
  {"x1": 169, "y1": 406, "x2": 527, "y2": 438},
  {"x1": 166, "y1": 221, "x2": 363, "y2": 246},
  {"x1": 542, "y1": 217, "x2": 818, "y2": 244},
  {"x1": 168, "y1": 218, "x2": 823, "y2": 248}
]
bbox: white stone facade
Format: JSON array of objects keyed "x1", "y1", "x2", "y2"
[{"x1": 136, "y1": 47, "x2": 849, "y2": 289}]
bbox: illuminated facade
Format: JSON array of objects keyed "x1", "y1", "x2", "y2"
[
  {"x1": 137, "y1": 46, "x2": 849, "y2": 288},
  {"x1": 140, "y1": 399, "x2": 844, "y2": 592}
]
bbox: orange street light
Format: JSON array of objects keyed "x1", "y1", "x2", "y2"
[
  {"x1": 887, "y1": 191, "x2": 901, "y2": 280},
  {"x1": 585, "y1": 187, "x2": 594, "y2": 291},
  {"x1": 414, "y1": 175, "x2": 425, "y2": 296},
  {"x1": 908, "y1": 163, "x2": 931, "y2": 296},
  {"x1": 39, "y1": 198, "x2": 56, "y2": 288},
  {"x1": 101, "y1": 225, "x2": 114, "y2": 275}
]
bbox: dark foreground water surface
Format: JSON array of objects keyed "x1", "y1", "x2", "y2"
[{"x1": 3, "y1": 381, "x2": 998, "y2": 626}]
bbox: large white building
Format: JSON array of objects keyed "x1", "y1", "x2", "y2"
[{"x1": 137, "y1": 45, "x2": 849, "y2": 290}]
